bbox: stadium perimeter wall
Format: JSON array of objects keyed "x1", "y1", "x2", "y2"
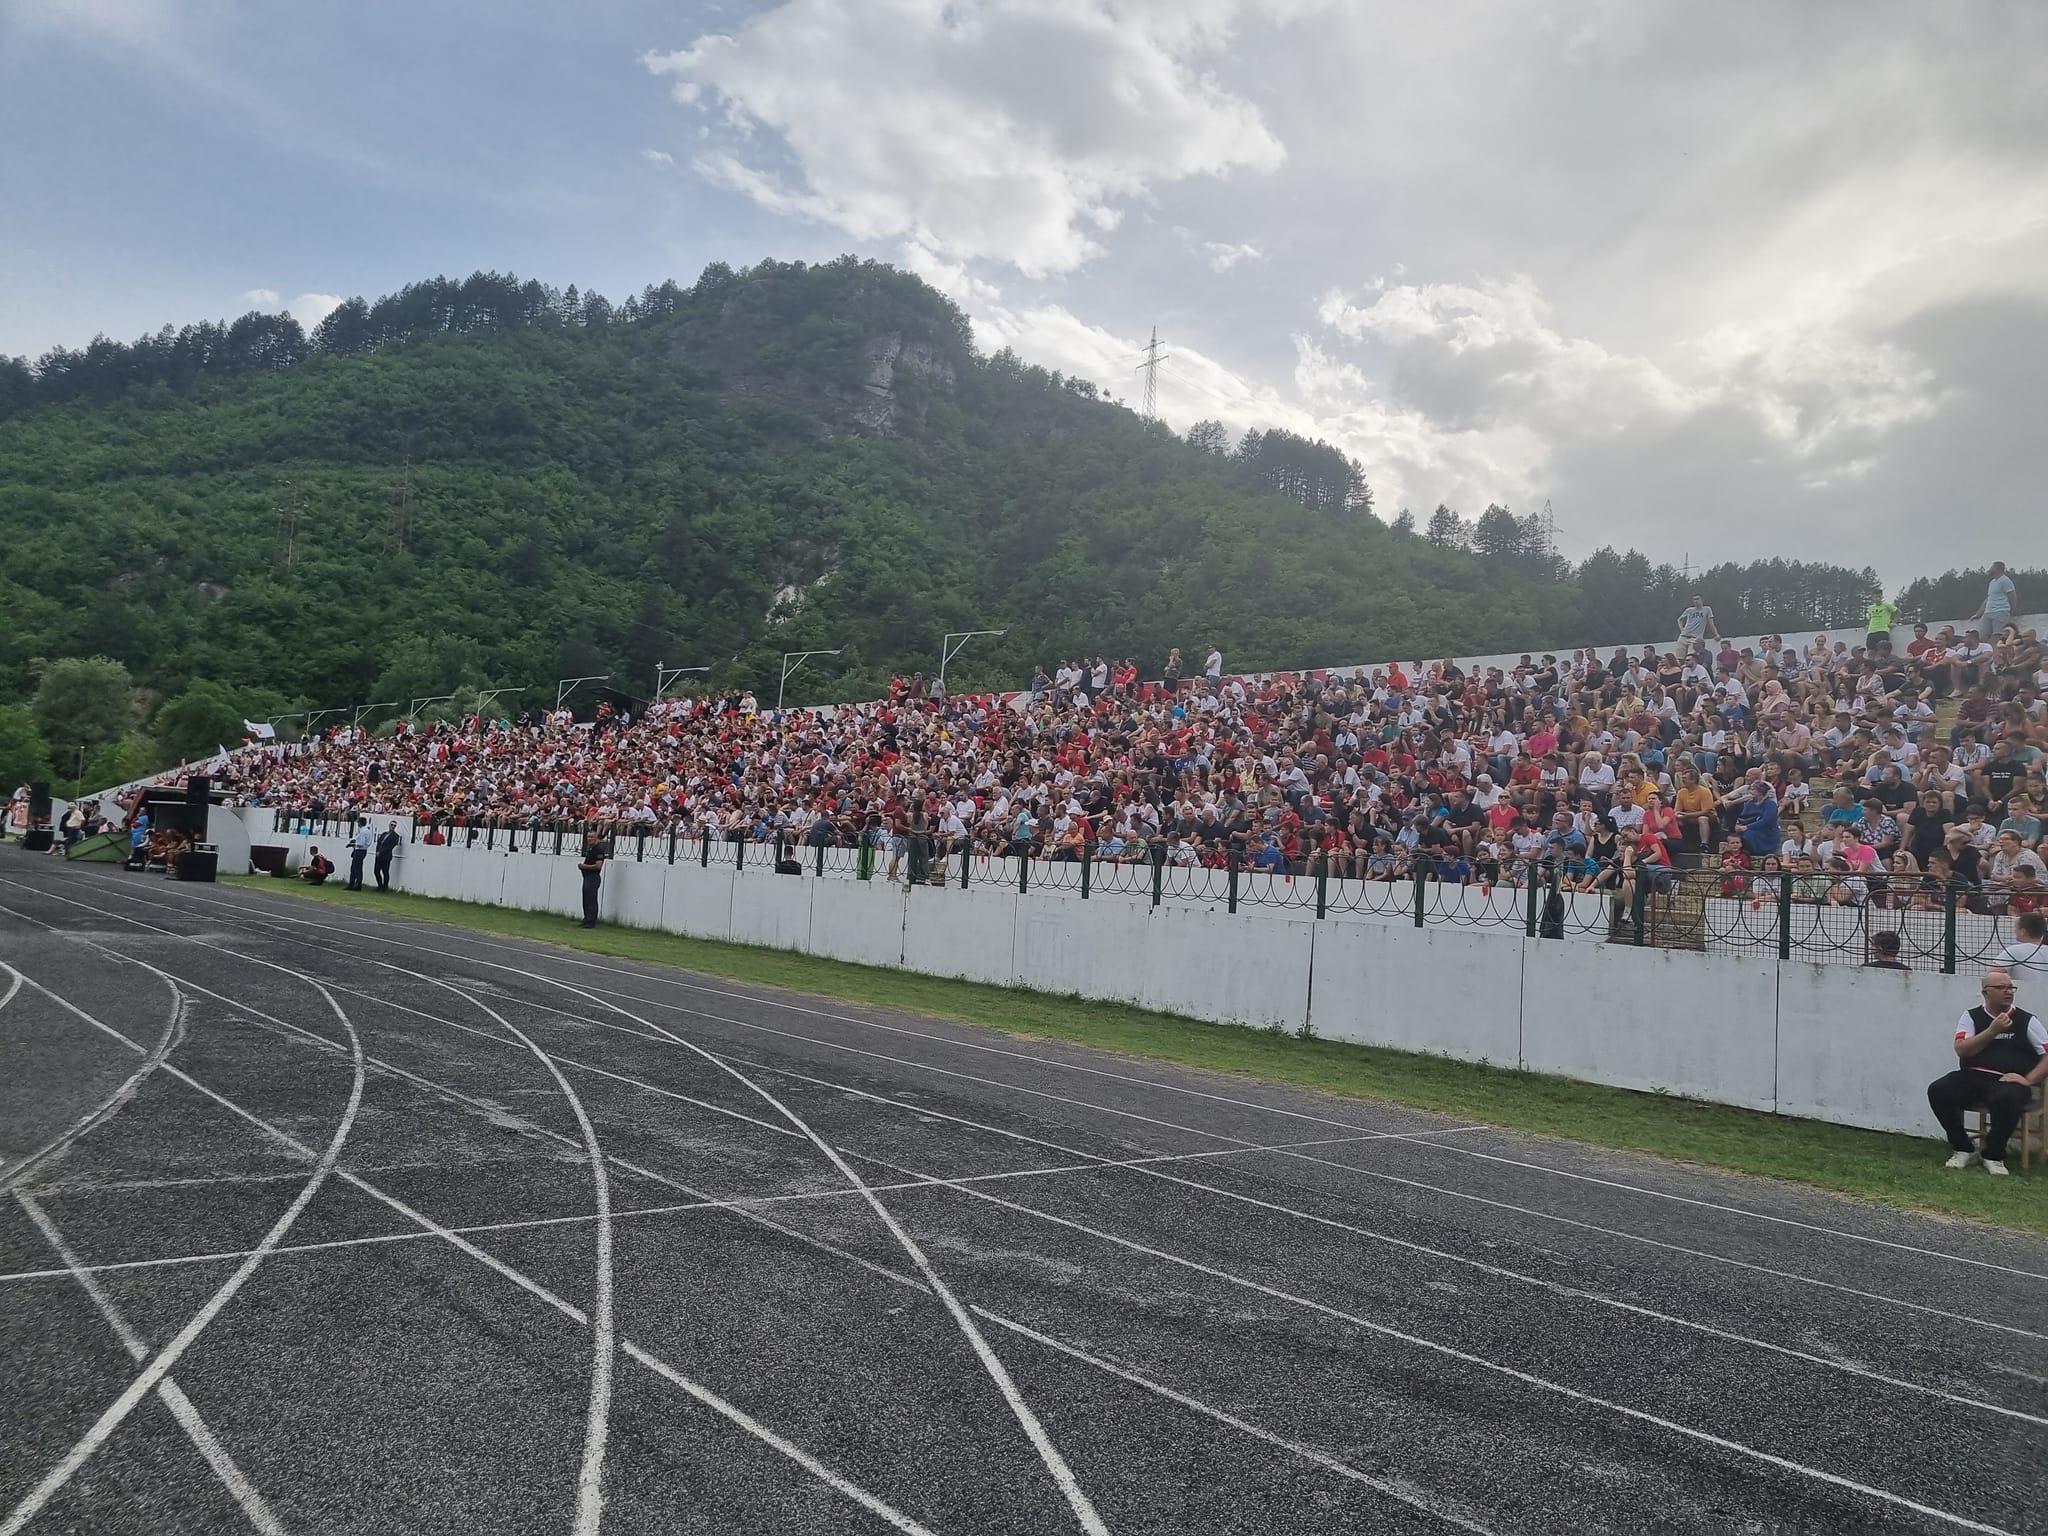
[{"x1": 241, "y1": 810, "x2": 1962, "y2": 1141}]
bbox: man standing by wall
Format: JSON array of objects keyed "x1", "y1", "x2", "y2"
[
  {"x1": 374, "y1": 820, "x2": 401, "y2": 892},
  {"x1": 578, "y1": 837, "x2": 605, "y2": 928},
  {"x1": 347, "y1": 819, "x2": 372, "y2": 891},
  {"x1": 1928, "y1": 970, "x2": 2045, "y2": 1175}
]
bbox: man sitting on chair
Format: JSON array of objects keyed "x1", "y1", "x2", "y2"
[{"x1": 1928, "y1": 970, "x2": 2046, "y2": 1176}]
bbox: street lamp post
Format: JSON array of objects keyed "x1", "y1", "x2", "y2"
[
  {"x1": 473, "y1": 686, "x2": 528, "y2": 719},
  {"x1": 408, "y1": 694, "x2": 454, "y2": 720},
  {"x1": 777, "y1": 649, "x2": 843, "y2": 711},
  {"x1": 351, "y1": 701, "x2": 398, "y2": 732},
  {"x1": 555, "y1": 675, "x2": 610, "y2": 714},
  {"x1": 939, "y1": 628, "x2": 1007, "y2": 689},
  {"x1": 655, "y1": 663, "x2": 711, "y2": 700},
  {"x1": 302, "y1": 707, "x2": 349, "y2": 735}
]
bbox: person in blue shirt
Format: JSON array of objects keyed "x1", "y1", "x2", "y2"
[
  {"x1": 1434, "y1": 853, "x2": 1473, "y2": 885},
  {"x1": 1250, "y1": 836, "x2": 1289, "y2": 873},
  {"x1": 125, "y1": 810, "x2": 151, "y2": 870},
  {"x1": 1735, "y1": 781, "x2": 1782, "y2": 858}
]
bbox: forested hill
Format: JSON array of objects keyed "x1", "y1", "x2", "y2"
[{"x1": 0, "y1": 258, "x2": 1985, "y2": 748}]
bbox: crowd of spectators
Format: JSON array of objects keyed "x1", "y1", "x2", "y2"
[{"x1": 177, "y1": 586, "x2": 2047, "y2": 929}]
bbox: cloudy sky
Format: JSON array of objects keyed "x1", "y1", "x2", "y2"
[{"x1": 3, "y1": 0, "x2": 2044, "y2": 582}]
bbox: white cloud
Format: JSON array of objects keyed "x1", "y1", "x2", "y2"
[
  {"x1": 1202, "y1": 240, "x2": 1263, "y2": 272},
  {"x1": 238, "y1": 289, "x2": 345, "y2": 332},
  {"x1": 287, "y1": 292, "x2": 344, "y2": 331},
  {"x1": 900, "y1": 241, "x2": 1002, "y2": 307},
  {"x1": 645, "y1": 0, "x2": 1293, "y2": 276},
  {"x1": 640, "y1": 147, "x2": 675, "y2": 167}
]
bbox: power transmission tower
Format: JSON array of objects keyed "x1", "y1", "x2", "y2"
[{"x1": 1135, "y1": 326, "x2": 1169, "y2": 420}]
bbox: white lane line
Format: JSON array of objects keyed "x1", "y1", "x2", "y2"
[
  {"x1": 0, "y1": 966, "x2": 19, "y2": 1011},
  {"x1": 15, "y1": 1192, "x2": 290, "y2": 1536},
  {"x1": 36, "y1": 886, "x2": 2048, "y2": 1358},
  {"x1": 24, "y1": 881, "x2": 2045, "y2": 1423},
  {"x1": 22, "y1": 880, "x2": 2037, "y2": 1530},
  {"x1": 0, "y1": 960, "x2": 187, "y2": 1193},
  {"x1": 166, "y1": 882, "x2": 2048, "y2": 1281},
  {"x1": 0, "y1": 897, "x2": 955, "y2": 1536},
  {"x1": 0, "y1": 1132, "x2": 1399, "y2": 1285},
  {"x1": 474, "y1": 962, "x2": 1111, "y2": 1536},
  {"x1": 0, "y1": 899, "x2": 1700, "y2": 1535},
  {"x1": 657, "y1": 1045, "x2": 2048, "y2": 1427},
  {"x1": 971, "y1": 1307, "x2": 1499, "y2": 1536},
  {"x1": 141, "y1": 878, "x2": 2048, "y2": 1284},
  {"x1": 848, "y1": 1150, "x2": 2023, "y2": 1536},
  {"x1": 0, "y1": 974, "x2": 365, "y2": 1536},
  {"x1": 167, "y1": 924, "x2": 2048, "y2": 1444},
  {"x1": 328, "y1": 955, "x2": 618, "y2": 1536},
  {"x1": 4, "y1": 894, "x2": 616, "y2": 1533},
  {"x1": 154, "y1": 1021, "x2": 944, "y2": 1534}
]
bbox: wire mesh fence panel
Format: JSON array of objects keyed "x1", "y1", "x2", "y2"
[{"x1": 1160, "y1": 861, "x2": 1232, "y2": 904}]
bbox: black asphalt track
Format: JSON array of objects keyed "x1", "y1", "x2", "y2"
[{"x1": 1, "y1": 849, "x2": 2043, "y2": 1534}]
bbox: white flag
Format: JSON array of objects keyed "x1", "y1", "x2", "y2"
[
  {"x1": 209, "y1": 745, "x2": 232, "y2": 772},
  {"x1": 243, "y1": 719, "x2": 277, "y2": 740}
]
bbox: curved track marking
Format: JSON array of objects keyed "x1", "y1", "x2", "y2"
[
  {"x1": 15, "y1": 1192, "x2": 290, "y2": 1535},
  {"x1": 0, "y1": 973, "x2": 365, "y2": 1536},
  {"x1": 0, "y1": 960, "x2": 186, "y2": 1193},
  {"x1": 0, "y1": 890, "x2": 940, "y2": 1536},
  {"x1": 141, "y1": 881, "x2": 2048, "y2": 1282},
  {"x1": 445, "y1": 955, "x2": 1111, "y2": 1535}
]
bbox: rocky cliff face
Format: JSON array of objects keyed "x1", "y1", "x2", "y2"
[{"x1": 856, "y1": 331, "x2": 958, "y2": 434}]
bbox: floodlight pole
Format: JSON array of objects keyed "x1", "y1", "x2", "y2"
[
  {"x1": 655, "y1": 663, "x2": 711, "y2": 700},
  {"x1": 473, "y1": 687, "x2": 526, "y2": 718},
  {"x1": 408, "y1": 694, "x2": 454, "y2": 719},
  {"x1": 778, "y1": 649, "x2": 843, "y2": 710},
  {"x1": 555, "y1": 675, "x2": 610, "y2": 713},
  {"x1": 940, "y1": 629, "x2": 1007, "y2": 688},
  {"x1": 352, "y1": 701, "x2": 397, "y2": 731}
]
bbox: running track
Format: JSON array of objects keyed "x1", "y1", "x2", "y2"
[{"x1": 1, "y1": 851, "x2": 2042, "y2": 1535}]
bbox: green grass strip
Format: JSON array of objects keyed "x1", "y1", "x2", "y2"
[{"x1": 225, "y1": 874, "x2": 2046, "y2": 1235}]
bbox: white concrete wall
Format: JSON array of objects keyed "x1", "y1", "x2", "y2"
[{"x1": 306, "y1": 834, "x2": 1988, "y2": 1139}]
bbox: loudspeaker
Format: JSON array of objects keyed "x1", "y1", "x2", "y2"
[
  {"x1": 184, "y1": 775, "x2": 211, "y2": 843},
  {"x1": 20, "y1": 829, "x2": 53, "y2": 852},
  {"x1": 173, "y1": 848, "x2": 218, "y2": 883},
  {"x1": 28, "y1": 781, "x2": 51, "y2": 822}
]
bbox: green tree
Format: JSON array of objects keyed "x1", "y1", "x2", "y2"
[
  {"x1": 79, "y1": 732, "x2": 162, "y2": 793},
  {"x1": 153, "y1": 679, "x2": 289, "y2": 765},
  {"x1": 0, "y1": 704, "x2": 52, "y2": 789},
  {"x1": 32, "y1": 657, "x2": 133, "y2": 777}
]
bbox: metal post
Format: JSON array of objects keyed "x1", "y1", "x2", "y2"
[
  {"x1": 485, "y1": 822, "x2": 495, "y2": 851},
  {"x1": 815, "y1": 841, "x2": 825, "y2": 876},
  {"x1": 960, "y1": 844, "x2": 970, "y2": 888},
  {"x1": 1777, "y1": 872, "x2": 1794, "y2": 962},
  {"x1": 1524, "y1": 865, "x2": 1540, "y2": 937},
  {"x1": 636, "y1": 829, "x2": 646, "y2": 863},
  {"x1": 701, "y1": 830, "x2": 710, "y2": 868},
  {"x1": 1941, "y1": 884, "x2": 1960, "y2": 975},
  {"x1": 1315, "y1": 851, "x2": 1328, "y2": 921},
  {"x1": 1019, "y1": 850, "x2": 1029, "y2": 894},
  {"x1": 553, "y1": 825, "x2": 563, "y2": 856},
  {"x1": 736, "y1": 836, "x2": 745, "y2": 872},
  {"x1": 1413, "y1": 863, "x2": 1428, "y2": 927},
  {"x1": 939, "y1": 629, "x2": 1007, "y2": 689},
  {"x1": 1151, "y1": 851, "x2": 1163, "y2": 908},
  {"x1": 1227, "y1": 846, "x2": 1239, "y2": 914},
  {"x1": 778, "y1": 649, "x2": 844, "y2": 711},
  {"x1": 668, "y1": 829, "x2": 677, "y2": 865},
  {"x1": 1080, "y1": 841, "x2": 1092, "y2": 899}
]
